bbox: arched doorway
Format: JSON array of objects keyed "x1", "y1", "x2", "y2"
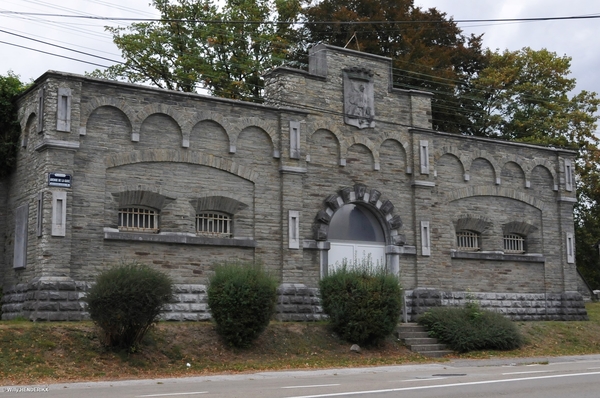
[{"x1": 328, "y1": 204, "x2": 386, "y2": 271}]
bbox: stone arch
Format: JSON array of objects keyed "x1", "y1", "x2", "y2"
[
  {"x1": 454, "y1": 215, "x2": 492, "y2": 234},
  {"x1": 309, "y1": 124, "x2": 345, "y2": 165},
  {"x1": 236, "y1": 125, "x2": 275, "y2": 159},
  {"x1": 345, "y1": 136, "x2": 378, "y2": 170},
  {"x1": 436, "y1": 153, "x2": 466, "y2": 185},
  {"x1": 501, "y1": 160, "x2": 527, "y2": 189},
  {"x1": 446, "y1": 186, "x2": 546, "y2": 211},
  {"x1": 137, "y1": 104, "x2": 187, "y2": 145},
  {"x1": 20, "y1": 113, "x2": 36, "y2": 149},
  {"x1": 308, "y1": 129, "x2": 340, "y2": 166},
  {"x1": 105, "y1": 149, "x2": 258, "y2": 182},
  {"x1": 230, "y1": 117, "x2": 278, "y2": 157},
  {"x1": 189, "y1": 112, "x2": 234, "y2": 151},
  {"x1": 469, "y1": 157, "x2": 497, "y2": 185},
  {"x1": 80, "y1": 96, "x2": 136, "y2": 137},
  {"x1": 378, "y1": 136, "x2": 409, "y2": 173},
  {"x1": 526, "y1": 160, "x2": 558, "y2": 190},
  {"x1": 112, "y1": 189, "x2": 175, "y2": 210},
  {"x1": 435, "y1": 145, "x2": 469, "y2": 176},
  {"x1": 313, "y1": 183, "x2": 404, "y2": 246},
  {"x1": 465, "y1": 149, "x2": 502, "y2": 178},
  {"x1": 190, "y1": 119, "x2": 231, "y2": 154}
]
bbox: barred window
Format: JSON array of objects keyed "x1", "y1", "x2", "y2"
[
  {"x1": 504, "y1": 234, "x2": 525, "y2": 254},
  {"x1": 118, "y1": 207, "x2": 159, "y2": 232},
  {"x1": 457, "y1": 230, "x2": 479, "y2": 251},
  {"x1": 196, "y1": 212, "x2": 232, "y2": 238}
]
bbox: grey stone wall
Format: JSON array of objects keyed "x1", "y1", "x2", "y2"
[
  {"x1": 404, "y1": 288, "x2": 588, "y2": 322},
  {"x1": 0, "y1": 44, "x2": 587, "y2": 321}
]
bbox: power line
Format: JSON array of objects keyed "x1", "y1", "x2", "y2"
[
  {"x1": 1, "y1": 11, "x2": 600, "y2": 24},
  {"x1": 0, "y1": 40, "x2": 111, "y2": 68}
]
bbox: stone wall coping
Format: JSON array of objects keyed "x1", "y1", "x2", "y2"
[
  {"x1": 412, "y1": 180, "x2": 436, "y2": 187},
  {"x1": 451, "y1": 250, "x2": 545, "y2": 262},
  {"x1": 386, "y1": 245, "x2": 417, "y2": 255},
  {"x1": 279, "y1": 165, "x2": 308, "y2": 174},
  {"x1": 410, "y1": 127, "x2": 578, "y2": 156},
  {"x1": 34, "y1": 139, "x2": 80, "y2": 152},
  {"x1": 557, "y1": 196, "x2": 578, "y2": 203},
  {"x1": 104, "y1": 229, "x2": 257, "y2": 248}
]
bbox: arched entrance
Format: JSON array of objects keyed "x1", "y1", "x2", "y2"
[{"x1": 328, "y1": 203, "x2": 386, "y2": 271}]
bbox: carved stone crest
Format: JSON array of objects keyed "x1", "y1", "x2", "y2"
[{"x1": 343, "y1": 67, "x2": 375, "y2": 129}]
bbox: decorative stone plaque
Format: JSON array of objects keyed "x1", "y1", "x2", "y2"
[{"x1": 343, "y1": 67, "x2": 375, "y2": 129}]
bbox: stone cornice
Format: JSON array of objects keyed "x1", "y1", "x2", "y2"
[{"x1": 34, "y1": 139, "x2": 80, "y2": 152}]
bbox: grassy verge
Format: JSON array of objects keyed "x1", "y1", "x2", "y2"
[{"x1": 2, "y1": 302, "x2": 600, "y2": 385}]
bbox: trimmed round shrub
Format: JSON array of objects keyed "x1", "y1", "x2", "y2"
[
  {"x1": 319, "y1": 265, "x2": 402, "y2": 346},
  {"x1": 207, "y1": 262, "x2": 277, "y2": 348},
  {"x1": 417, "y1": 302, "x2": 523, "y2": 353},
  {"x1": 85, "y1": 263, "x2": 173, "y2": 350}
]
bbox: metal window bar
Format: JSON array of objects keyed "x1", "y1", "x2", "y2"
[
  {"x1": 118, "y1": 207, "x2": 158, "y2": 232},
  {"x1": 196, "y1": 212, "x2": 232, "y2": 238},
  {"x1": 504, "y1": 234, "x2": 525, "y2": 253},
  {"x1": 457, "y1": 231, "x2": 479, "y2": 251}
]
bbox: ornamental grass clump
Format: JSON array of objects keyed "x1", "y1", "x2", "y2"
[
  {"x1": 418, "y1": 302, "x2": 523, "y2": 353},
  {"x1": 319, "y1": 260, "x2": 402, "y2": 346},
  {"x1": 207, "y1": 262, "x2": 278, "y2": 348},
  {"x1": 85, "y1": 263, "x2": 173, "y2": 351}
]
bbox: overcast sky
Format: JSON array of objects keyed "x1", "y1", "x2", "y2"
[{"x1": 2, "y1": 0, "x2": 599, "y2": 98}]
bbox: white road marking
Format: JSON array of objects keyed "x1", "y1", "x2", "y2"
[
  {"x1": 136, "y1": 392, "x2": 208, "y2": 397},
  {"x1": 398, "y1": 377, "x2": 447, "y2": 382},
  {"x1": 282, "y1": 384, "x2": 341, "y2": 389},
  {"x1": 283, "y1": 371, "x2": 600, "y2": 398},
  {"x1": 502, "y1": 370, "x2": 550, "y2": 375}
]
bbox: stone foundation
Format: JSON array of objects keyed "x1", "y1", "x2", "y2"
[
  {"x1": 404, "y1": 288, "x2": 589, "y2": 322},
  {"x1": 1, "y1": 282, "x2": 324, "y2": 322},
  {"x1": 2, "y1": 283, "x2": 587, "y2": 322}
]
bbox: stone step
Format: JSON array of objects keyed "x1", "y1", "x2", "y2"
[
  {"x1": 403, "y1": 337, "x2": 439, "y2": 345},
  {"x1": 407, "y1": 343, "x2": 448, "y2": 351},
  {"x1": 397, "y1": 323, "x2": 453, "y2": 357}
]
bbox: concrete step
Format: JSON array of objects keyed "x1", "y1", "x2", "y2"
[
  {"x1": 397, "y1": 323, "x2": 453, "y2": 358},
  {"x1": 403, "y1": 337, "x2": 440, "y2": 345}
]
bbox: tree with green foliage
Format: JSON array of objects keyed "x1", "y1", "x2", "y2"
[
  {"x1": 91, "y1": 0, "x2": 302, "y2": 102},
  {"x1": 0, "y1": 72, "x2": 26, "y2": 178},
  {"x1": 300, "y1": 0, "x2": 488, "y2": 133}
]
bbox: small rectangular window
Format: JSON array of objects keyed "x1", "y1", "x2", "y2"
[
  {"x1": 503, "y1": 234, "x2": 525, "y2": 254},
  {"x1": 51, "y1": 191, "x2": 67, "y2": 237},
  {"x1": 420, "y1": 140, "x2": 429, "y2": 175},
  {"x1": 119, "y1": 207, "x2": 159, "y2": 233},
  {"x1": 289, "y1": 210, "x2": 300, "y2": 249},
  {"x1": 196, "y1": 212, "x2": 231, "y2": 238},
  {"x1": 566, "y1": 232, "x2": 575, "y2": 263},
  {"x1": 457, "y1": 230, "x2": 479, "y2": 251},
  {"x1": 290, "y1": 121, "x2": 300, "y2": 159},
  {"x1": 564, "y1": 159, "x2": 573, "y2": 192},
  {"x1": 37, "y1": 88, "x2": 44, "y2": 133},
  {"x1": 421, "y1": 221, "x2": 431, "y2": 256},
  {"x1": 56, "y1": 88, "x2": 72, "y2": 132},
  {"x1": 14, "y1": 204, "x2": 29, "y2": 269}
]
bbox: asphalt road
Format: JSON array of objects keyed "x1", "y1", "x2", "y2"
[{"x1": 4, "y1": 355, "x2": 600, "y2": 398}]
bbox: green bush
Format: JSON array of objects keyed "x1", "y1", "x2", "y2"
[
  {"x1": 319, "y1": 263, "x2": 402, "y2": 346},
  {"x1": 85, "y1": 263, "x2": 173, "y2": 351},
  {"x1": 207, "y1": 262, "x2": 277, "y2": 348},
  {"x1": 417, "y1": 302, "x2": 523, "y2": 353}
]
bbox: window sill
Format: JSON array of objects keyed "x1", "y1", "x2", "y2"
[
  {"x1": 104, "y1": 228, "x2": 257, "y2": 248},
  {"x1": 451, "y1": 250, "x2": 545, "y2": 263}
]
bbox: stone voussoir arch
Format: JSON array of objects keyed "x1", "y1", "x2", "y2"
[
  {"x1": 465, "y1": 149, "x2": 501, "y2": 181},
  {"x1": 524, "y1": 160, "x2": 558, "y2": 189},
  {"x1": 137, "y1": 103, "x2": 188, "y2": 145},
  {"x1": 446, "y1": 186, "x2": 546, "y2": 211},
  {"x1": 189, "y1": 111, "x2": 234, "y2": 150},
  {"x1": 313, "y1": 183, "x2": 405, "y2": 246},
  {"x1": 435, "y1": 146, "x2": 469, "y2": 177},
  {"x1": 309, "y1": 125, "x2": 344, "y2": 164},
  {"x1": 105, "y1": 148, "x2": 258, "y2": 182},
  {"x1": 344, "y1": 135, "x2": 378, "y2": 169},
  {"x1": 378, "y1": 132, "x2": 410, "y2": 172},
  {"x1": 231, "y1": 117, "x2": 278, "y2": 155},
  {"x1": 80, "y1": 97, "x2": 136, "y2": 136}
]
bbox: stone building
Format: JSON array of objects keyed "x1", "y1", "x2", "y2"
[{"x1": 0, "y1": 44, "x2": 588, "y2": 321}]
